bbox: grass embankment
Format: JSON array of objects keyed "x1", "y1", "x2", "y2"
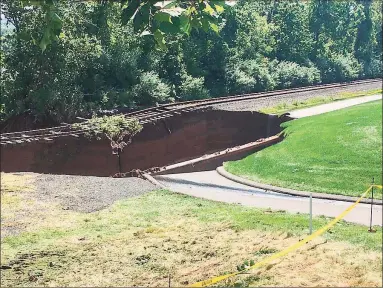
[
  {"x1": 1, "y1": 173, "x2": 382, "y2": 287},
  {"x1": 260, "y1": 88, "x2": 382, "y2": 114},
  {"x1": 226, "y1": 100, "x2": 382, "y2": 199}
]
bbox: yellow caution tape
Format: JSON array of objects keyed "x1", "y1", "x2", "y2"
[
  {"x1": 373, "y1": 184, "x2": 382, "y2": 189},
  {"x1": 190, "y1": 185, "x2": 375, "y2": 287}
]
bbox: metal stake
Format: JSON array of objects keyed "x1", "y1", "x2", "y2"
[
  {"x1": 168, "y1": 274, "x2": 171, "y2": 287},
  {"x1": 309, "y1": 193, "x2": 313, "y2": 235},
  {"x1": 369, "y1": 177, "x2": 376, "y2": 232}
]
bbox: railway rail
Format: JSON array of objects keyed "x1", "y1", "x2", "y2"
[{"x1": 1, "y1": 78, "x2": 381, "y2": 145}]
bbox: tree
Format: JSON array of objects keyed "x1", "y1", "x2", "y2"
[
  {"x1": 1, "y1": 0, "x2": 382, "y2": 132},
  {"x1": 1, "y1": 1, "x2": 106, "y2": 124},
  {"x1": 355, "y1": 0, "x2": 382, "y2": 78},
  {"x1": 272, "y1": 1, "x2": 313, "y2": 64},
  {"x1": 309, "y1": 0, "x2": 365, "y2": 82},
  {"x1": 1, "y1": 0, "x2": 228, "y2": 51}
]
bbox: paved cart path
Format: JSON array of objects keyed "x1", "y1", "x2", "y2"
[
  {"x1": 155, "y1": 171, "x2": 382, "y2": 226},
  {"x1": 288, "y1": 94, "x2": 382, "y2": 118}
]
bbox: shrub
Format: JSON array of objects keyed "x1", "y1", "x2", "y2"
[
  {"x1": 317, "y1": 54, "x2": 361, "y2": 83},
  {"x1": 131, "y1": 72, "x2": 172, "y2": 106},
  {"x1": 73, "y1": 115, "x2": 143, "y2": 153},
  {"x1": 100, "y1": 90, "x2": 136, "y2": 110},
  {"x1": 227, "y1": 58, "x2": 275, "y2": 94},
  {"x1": 332, "y1": 55, "x2": 361, "y2": 81},
  {"x1": 361, "y1": 58, "x2": 382, "y2": 78},
  {"x1": 178, "y1": 73, "x2": 210, "y2": 101},
  {"x1": 229, "y1": 68, "x2": 256, "y2": 94},
  {"x1": 270, "y1": 60, "x2": 321, "y2": 89}
]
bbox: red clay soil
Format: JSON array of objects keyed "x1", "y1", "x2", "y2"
[{"x1": 1, "y1": 109, "x2": 282, "y2": 176}]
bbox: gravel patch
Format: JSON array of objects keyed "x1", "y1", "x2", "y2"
[
  {"x1": 34, "y1": 174, "x2": 157, "y2": 212},
  {"x1": 1, "y1": 173, "x2": 157, "y2": 238},
  {"x1": 212, "y1": 80, "x2": 382, "y2": 112}
]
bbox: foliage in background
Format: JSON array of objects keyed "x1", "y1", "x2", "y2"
[
  {"x1": 4, "y1": 0, "x2": 227, "y2": 51},
  {"x1": 0, "y1": 0, "x2": 382, "y2": 126}
]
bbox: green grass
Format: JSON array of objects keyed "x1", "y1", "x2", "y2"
[
  {"x1": 260, "y1": 88, "x2": 382, "y2": 115},
  {"x1": 225, "y1": 100, "x2": 382, "y2": 199}
]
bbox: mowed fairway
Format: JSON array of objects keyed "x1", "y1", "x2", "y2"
[
  {"x1": 225, "y1": 100, "x2": 382, "y2": 198},
  {"x1": 1, "y1": 173, "x2": 382, "y2": 287}
]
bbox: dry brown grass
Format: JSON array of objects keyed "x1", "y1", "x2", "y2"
[
  {"x1": 1, "y1": 173, "x2": 84, "y2": 239},
  {"x1": 2, "y1": 220, "x2": 381, "y2": 287},
  {"x1": 1, "y1": 173, "x2": 36, "y2": 238},
  {"x1": 1, "y1": 172, "x2": 382, "y2": 287}
]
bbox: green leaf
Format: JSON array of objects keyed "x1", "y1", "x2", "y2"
[
  {"x1": 201, "y1": 18, "x2": 210, "y2": 32},
  {"x1": 39, "y1": 35, "x2": 49, "y2": 51},
  {"x1": 191, "y1": 17, "x2": 202, "y2": 30},
  {"x1": 204, "y1": 2, "x2": 215, "y2": 15},
  {"x1": 209, "y1": 22, "x2": 219, "y2": 33},
  {"x1": 154, "y1": 11, "x2": 172, "y2": 23},
  {"x1": 179, "y1": 14, "x2": 191, "y2": 34},
  {"x1": 159, "y1": 21, "x2": 179, "y2": 34},
  {"x1": 214, "y1": 4, "x2": 225, "y2": 14},
  {"x1": 133, "y1": 4, "x2": 150, "y2": 34},
  {"x1": 153, "y1": 30, "x2": 166, "y2": 50},
  {"x1": 121, "y1": 0, "x2": 140, "y2": 24}
]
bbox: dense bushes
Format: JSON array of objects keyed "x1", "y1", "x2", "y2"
[
  {"x1": 317, "y1": 54, "x2": 362, "y2": 83},
  {"x1": 131, "y1": 72, "x2": 172, "y2": 106},
  {"x1": 177, "y1": 73, "x2": 210, "y2": 101},
  {"x1": 227, "y1": 59, "x2": 322, "y2": 93},
  {"x1": 227, "y1": 58, "x2": 275, "y2": 94},
  {"x1": 361, "y1": 58, "x2": 382, "y2": 79},
  {"x1": 271, "y1": 61, "x2": 321, "y2": 89}
]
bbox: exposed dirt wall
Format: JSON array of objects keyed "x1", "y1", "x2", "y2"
[{"x1": 1, "y1": 110, "x2": 279, "y2": 176}]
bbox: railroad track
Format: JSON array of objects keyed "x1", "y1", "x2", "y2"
[{"x1": 1, "y1": 78, "x2": 381, "y2": 145}]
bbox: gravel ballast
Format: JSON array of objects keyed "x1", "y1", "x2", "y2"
[
  {"x1": 35, "y1": 174, "x2": 157, "y2": 212},
  {"x1": 212, "y1": 80, "x2": 382, "y2": 112}
]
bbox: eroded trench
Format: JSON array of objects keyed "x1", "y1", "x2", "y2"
[{"x1": 1, "y1": 109, "x2": 286, "y2": 176}]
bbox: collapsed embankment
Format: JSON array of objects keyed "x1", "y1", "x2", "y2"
[{"x1": 0, "y1": 109, "x2": 282, "y2": 176}]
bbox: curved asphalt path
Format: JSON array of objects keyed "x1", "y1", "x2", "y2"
[
  {"x1": 288, "y1": 94, "x2": 382, "y2": 118},
  {"x1": 155, "y1": 171, "x2": 382, "y2": 226},
  {"x1": 154, "y1": 95, "x2": 383, "y2": 227}
]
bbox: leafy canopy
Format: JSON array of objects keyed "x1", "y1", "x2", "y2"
[
  {"x1": 10, "y1": 0, "x2": 228, "y2": 50},
  {"x1": 1, "y1": 0, "x2": 382, "y2": 131}
]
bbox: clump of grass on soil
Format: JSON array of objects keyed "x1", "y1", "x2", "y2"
[
  {"x1": 225, "y1": 100, "x2": 382, "y2": 199},
  {"x1": 1, "y1": 173, "x2": 382, "y2": 287},
  {"x1": 260, "y1": 88, "x2": 382, "y2": 115}
]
